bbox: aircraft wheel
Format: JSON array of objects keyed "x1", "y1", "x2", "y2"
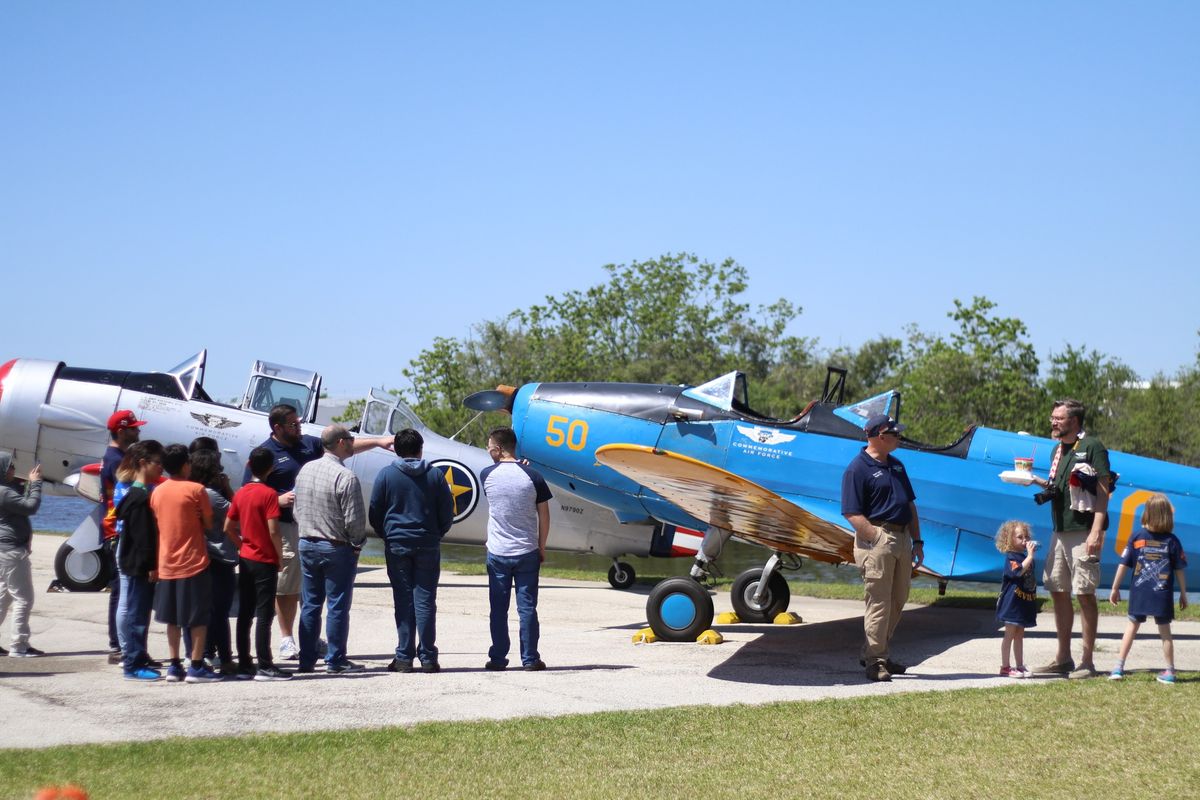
[
  {"x1": 645, "y1": 577, "x2": 714, "y2": 642},
  {"x1": 730, "y1": 568, "x2": 790, "y2": 623},
  {"x1": 607, "y1": 561, "x2": 636, "y2": 590},
  {"x1": 53, "y1": 541, "x2": 110, "y2": 592}
]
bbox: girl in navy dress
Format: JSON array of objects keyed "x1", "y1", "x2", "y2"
[
  {"x1": 1108, "y1": 493, "x2": 1189, "y2": 684},
  {"x1": 995, "y1": 520, "x2": 1038, "y2": 678}
]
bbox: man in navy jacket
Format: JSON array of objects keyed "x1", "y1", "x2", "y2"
[{"x1": 369, "y1": 428, "x2": 454, "y2": 673}]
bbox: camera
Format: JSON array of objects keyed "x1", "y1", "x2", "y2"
[{"x1": 1033, "y1": 485, "x2": 1060, "y2": 506}]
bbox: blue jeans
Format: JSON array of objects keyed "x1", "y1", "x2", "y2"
[
  {"x1": 487, "y1": 550, "x2": 541, "y2": 666},
  {"x1": 118, "y1": 573, "x2": 154, "y2": 671},
  {"x1": 105, "y1": 539, "x2": 122, "y2": 651},
  {"x1": 383, "y1": 544, "x2": 441, "y2": 664},
  {"x1": 298, "y1": 539, "x2": 359, "y2": 668}
]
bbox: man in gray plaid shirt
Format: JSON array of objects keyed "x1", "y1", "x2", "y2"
[{"x1": 293, "y1": 424, "x2": 373, "y2": 674}]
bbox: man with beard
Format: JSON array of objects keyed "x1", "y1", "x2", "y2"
[{"x1": 1029, "y1": 398, "x2": 1111, "y2": 679}]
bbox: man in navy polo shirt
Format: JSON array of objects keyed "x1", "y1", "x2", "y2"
[
  {"x1": 246, "y1": 404, "x2": 392, "y2": 660},
  {"x1": 841, "y1": 413, "x2": 923, "y2": 683}
]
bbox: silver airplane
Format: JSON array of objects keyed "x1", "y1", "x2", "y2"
[{"x1": 0, "y1": 350, "x2": 700, "y2": 591}]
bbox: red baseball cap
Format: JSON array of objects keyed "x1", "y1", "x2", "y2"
[{"x1": 107, "y1": 410, "x2": 147, "y2": 432}]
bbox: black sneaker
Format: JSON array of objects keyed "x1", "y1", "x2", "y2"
[
  {"x1": 253, "y1": 664, "x2": 292, "y2": 681},
  {"x1": 484, "y1": 660, "x2": 507, "y2": 671},
  {"x1": 9, "y1": 645, "x2": 45, "y2": 658},
  {"x1": 420, "y1": 661, "x2": 441, "y2": 673},
  {"x1": 388, "y1": 659, "x2": 414, "y2": 673},
  {"x1": 859, "y1": 658, "x2": 907, "y2": 675},
  {"x1": 523, "y1": 660, "x2": 546, "y2": 672},
  {"x1": 327, "y1": 660, "x2": 365, "y2": 675},
  {"x1": 866, "y1": 663, "x2": 892, "y2": 682},
  {"x1": 295, "y1": 664, "x2": 317, "y2": 674}
]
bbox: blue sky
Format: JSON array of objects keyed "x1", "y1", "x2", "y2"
[{"x1": 2, "y1": 3, "x2": 1197, "y2": 403}]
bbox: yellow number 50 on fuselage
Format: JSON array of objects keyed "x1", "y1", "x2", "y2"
[{"x1": 546, "y1": 415, "x2": 588, "y2": 451}]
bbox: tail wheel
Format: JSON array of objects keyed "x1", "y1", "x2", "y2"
[
  {"x1": 646, "y1": 576, "x2": 714, "y2": 642},
  {"x1": 730, "y1": 567, "x2": 790, "y2": 622},
  {"x1": 53, "y1": 541, "x2": 110, "y2": 592},
  {"x1": 607, "y1": 561, "x2": 636, "y2": 590}
]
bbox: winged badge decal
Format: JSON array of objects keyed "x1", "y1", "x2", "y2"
[
  {"x1": 190, "y1": 412, "x2": 242, "y2": 430},
  {"x1": 735, "y1": 425, "x2": 796, "y2": 446}
]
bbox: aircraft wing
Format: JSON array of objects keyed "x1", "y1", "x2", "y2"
[{"x1": 595, "y1": 444, "x2": 853, "y2": 564}]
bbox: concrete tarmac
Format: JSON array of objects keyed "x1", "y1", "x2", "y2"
[{"x1": 3, "y1": 540, "x2": 1197, "y2": 750}]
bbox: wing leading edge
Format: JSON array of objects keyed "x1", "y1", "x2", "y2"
[{"x1": 594, "y1": 444, "x2": 853, "y2": 564}]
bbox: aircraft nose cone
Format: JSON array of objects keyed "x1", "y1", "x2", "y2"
[{"x1": 463, "y1": 387, "x2": 516, "y2": 413}]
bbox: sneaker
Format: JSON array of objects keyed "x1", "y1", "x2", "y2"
[
  {"x1": 219, "y1": 663, "x2": 241, "y2": 680},
  {"x1": 1157, "y1": 671, "x2": 1176, "y2": 685},
  {"x1": 185, "y1": 665, "x2": 221, "y2": 684},
  {"x1": 388, "y1": 659, "x2": 414, "y2": 673},
  {"x1": 253, "y1": 664, "x2": 292, "y2": 681},
  {"x1": 999, "y1": 666, "x2": 1015, "y2": 677},
  {"x1": 484, "y1": 660, "x2": 508, "y2": 671},
  {"x1": 327, "y1": 660, "x2": 365, "y2": 675},
  {"x1": 1068, "y1": 665, "x2": 1099, "y2": 680},
  {"x1": 866, "y1": 662, "x2": 891, "y2": 682},
  {"x1": 165, "y1": 662, "x2": 186, "y2": 683},
  {"x1": 1014, "y1": 666, "x2": 1033, "y2": 679},
  {"x1": 279, "y1": 637, "x2": 299, "y2": 660},
  {"x1": 523, "y1": 660, "x2": 546, "y2": 672},
  {"x1": 1108, "y1": 668, "x2": 1125, "y2": 681},
  {"x1": 0, "y1": 645, "x2": 7, "y2": 656},
  {"x1": 1033, "y1": 658, "x2": 1075, "y2": 676},
  {"x1": 295, "y1": 664, "x2": 317, "y2": 674},
  {"x1": 860, "y1": 658, "x2": 906, "y2": 675},
  {"x1": 236, "y1": 663, "x2": 257, "y2": 681},
  {"x1": 124, "y1": 667, "x2": 162, "y2": 681},
  {"x1": 106, "y1": 648, "x2": 124, "y2": 665},
  {"x1": 420, "y1": 661, "x2": 441, "y2": 673},
  {"x1": 8, "y1": 645, "x2": 45, "y2": 658}
]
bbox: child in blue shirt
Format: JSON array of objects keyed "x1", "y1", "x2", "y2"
[
  {"x1": 1108, "y1": 493, "x2": 1189, "y2": 684},
  {"x1": 995, "y1": 520, "x2": 1038, "y2": 678}
]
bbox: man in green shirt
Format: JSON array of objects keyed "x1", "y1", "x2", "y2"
[{"x1": 1031, "y1": 398, "x2": 1110, "y2": 679}]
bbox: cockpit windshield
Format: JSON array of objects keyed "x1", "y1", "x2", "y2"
[{"x1": 165, "y1": 350, "x2": 210, "y2": 401}]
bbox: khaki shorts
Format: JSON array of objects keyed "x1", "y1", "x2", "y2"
[
  {"x1": 1042, "y1": 530, "x2": 1099, "y2": 596},
  {"x1": 276, "y1": 521, "x2": 301, "y2": 596}
]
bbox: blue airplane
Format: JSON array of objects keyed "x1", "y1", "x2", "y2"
[{"x1": 467, "y1": 368, "x2": 1199, "y2": 642}]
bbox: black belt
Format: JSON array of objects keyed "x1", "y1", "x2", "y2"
[
  {"x1": 301, "y1": 536, "x2": 351, "y2": 547},
  {"x1": 869, "y1": 520, "x2": 909, "y2": 534}
]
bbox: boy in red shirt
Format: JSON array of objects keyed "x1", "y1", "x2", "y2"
[
  {"x1": 150, "y1": 444, "x2": 216, "y2": 683},
  {"x1": 226, "y1": 447, "x2": 288, "y2": 681}
]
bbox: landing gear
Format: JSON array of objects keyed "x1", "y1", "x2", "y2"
[
  {"x1": 53, "y1": 540, "x2": 110, "y2": 592},
  {"x1": 607, "y1": 560, "x2": 636, "y2": 590},
  {"x1": 645, "y1": 577, "x2": 715, "y2": 642},
  {"x1": 730, "y1": 565, "x2": 791, "y2": 622}
]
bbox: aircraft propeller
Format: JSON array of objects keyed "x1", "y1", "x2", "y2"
[{"x1": 463, "y1": 386, "x2": 516, "y2": 413}]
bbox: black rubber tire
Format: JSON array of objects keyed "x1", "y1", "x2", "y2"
[
  {"x1": 53, "y1": 541, "x2": 110, "y2": 592},
  {"x1": 729, "y1": 567, "x2": 790, "y2": 622},
  {"x1": 645, "y1": 576, "x2": 714, "y2": 642},
  {"x1": 607, "y1": 561, "x2": 636, "y2": 590}
]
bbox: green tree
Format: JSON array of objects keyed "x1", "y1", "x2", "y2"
[
  {"x1": 1043, "y1": 345, "x2": 1137, "y2": 444},
  {"x1": 900, "y1": 297, "x2": 1043, "y2": 443}
]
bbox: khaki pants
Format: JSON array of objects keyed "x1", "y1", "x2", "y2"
[
  {"x1": 0, "y1": 548, "x2": 34, "y2": 649},
  {"x1": 853, "y1": 527, "x2": 913, "y2": 664}
]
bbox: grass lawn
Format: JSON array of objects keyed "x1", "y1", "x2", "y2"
[{"x1": 3, "y1": 678, "x2": 1196, "y2": 800}]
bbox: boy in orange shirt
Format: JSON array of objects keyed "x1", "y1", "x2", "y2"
[{"x1": 150, "y1": 444, "x2": 216, "y2": 683}]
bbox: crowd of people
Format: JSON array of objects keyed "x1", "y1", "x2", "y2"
[
  {"x1": 842, "y1": 398, "x2": 1189, "y2": 684},
  {"x1": 0, "y1": 405, "x2": 553, "y2": 682},
  {"x1": 0, "y1": 396, "x2": 1189, "y2": 684}
]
